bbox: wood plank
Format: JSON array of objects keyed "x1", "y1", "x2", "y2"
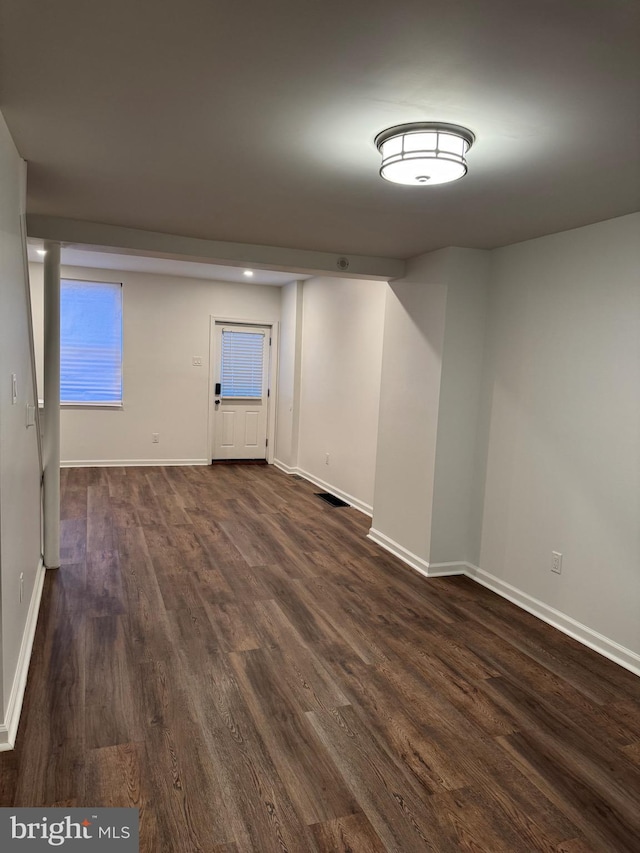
[
  {"x1": 555, "y1": 840, "x2": 600, "y2": 853},
  {"x1": 85, "y1": 549, "x2": 125, "y2": 617},
  {"x1": 249, "y1": 598, "x2": 352, "y2": 712},
  {"x1": 204, "y1": 600, "x2": 261, "y2": 652},
  {"x1": 137, "y1": 660, "x2": 235, "y2": 850},
  {"x1": 231, "y1": 647, "x2": 359, "y2": 825},
  {"x1": 319, "y1": 652, "x2": 470, "y2": 794},
  {"x1": 306, "y1": 703, "x2": 461, "y2": 852},
  {"x1": 85, "y1": 742, "x2": 161, "y2": 853},
  {"x1": 87, "y1": 483, "x2": 114, "y2": 552},
  {"x1": 60, "y1": 518, "x2": 87, "y2": 565},
  {"x1": 171, "y1": 649, "x2": 320, "y2": 852},
  {"x1": 498, "y1": 728, "x2": 640, "y2": 853},
  {"x1": 85, "y1": 615, "x2": 141, "y2": 749},
  {"x1": 309, "y1": 813, "x2": 387, "y2": 852}
]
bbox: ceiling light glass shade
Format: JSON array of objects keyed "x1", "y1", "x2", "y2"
[{"x1": 375, "y1": 122, "x2": 475, "y2": 186}]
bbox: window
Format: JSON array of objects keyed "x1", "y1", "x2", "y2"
[
  {"x1": 60, "y1": 279, "x2": 123, "y2": 405},
  {"x1": 220, "y1": 329, "x2": 265, "y2": 398}
]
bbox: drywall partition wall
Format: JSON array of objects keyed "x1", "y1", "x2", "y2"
[
  {"x1": 29, "y1": 263, "x2": 281, "y2": 464},
  {"x1": 0, "y1": 113, "x2": 43, "y2": 748},
  {"x1": 275, "y1": 280, "x2": 303, "y2": 470},
  {"x1": 429, "y1": 249, "x2": 490, "y2": 566},
  {"x1": 476, "y1": 213, "x2": 640, "y2": 659},
  {"x1": 297, "y1": 277, "x2": 386, "y2": 513},
  {"x1": 370, "y1": 250, "x2": 450, "y2": 569}
]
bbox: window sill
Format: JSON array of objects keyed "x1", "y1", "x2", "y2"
[
  {"x1": 38, "y1": 400, "x2": 124, "y2": 410},
  {"x1": 62, "y1": 402, "x2": 124, "y2": 410}
]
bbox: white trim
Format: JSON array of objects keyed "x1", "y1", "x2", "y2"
[
  {"x1": 273, "y1": 458, "x2": 298, "y2": 475},
  {"x1": 60, "y1": 402, "x2": 123, "y2": 409},
  {"x1": 428, "y1": 560, "x2": 473, "y2": 576},
  {"x1": 273, "y1": 463, "x2": 373, "y2": 516},
  {"x1": 466, "y1": 564, "x2": 640, "y2": 678},
  {"x1": 0, "y1": 559, "x2": 46, "y2": 751},
  {"x1": 60, "y1": 458, "x2": 209, "y2": 468},
  {"x1": 367, "y1": 528, "x2": 433, "y2": 576}
]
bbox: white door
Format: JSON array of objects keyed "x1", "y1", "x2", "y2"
[{"x1": 211, "y1": 323, "x2": 270, "y2": 460}]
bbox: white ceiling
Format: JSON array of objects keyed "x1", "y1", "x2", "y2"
[
  {"x1": 26, "y1": 242, "x2": 306, "y2": 286},
  {"x1": 2, "y1": 0, "x2": 639, "y2": 260}
]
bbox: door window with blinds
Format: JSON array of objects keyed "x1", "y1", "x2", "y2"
[
  {"x1": 60, "y1": 279, "x2": 123, "y2": 405},
  {"x1": 220, "y1": 328, "x2": 265, "y2": 398}
]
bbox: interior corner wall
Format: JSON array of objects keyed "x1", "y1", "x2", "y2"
[
  {"x1": 29, "y1": 262, "x2": 281, "y2": 465},
  {"x1": 0, "y1": 112, "x2": 42, "y2": 730},
  {"x1": 297, "y1": 276, "x2": 386, "y2": 512},
  {"x1": 275, "y1": 280, "x2": 303, "y2": 469},
  {"x1": 429, "y1": 249, "x2": 490, "y2": 565},
  {"x1": 476, "y1": 213, "x2": 640, "y2": 656},
  {"x1": 371, "y1": 250, "x2": 451, "y2": 563}
]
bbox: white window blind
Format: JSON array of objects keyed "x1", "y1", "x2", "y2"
[
  {"x1": 60, "y1": 280, "x2": 123, "y2": 404},
  {"x1": 220, "y1": 329, "x2": 264, "y2": 398}
]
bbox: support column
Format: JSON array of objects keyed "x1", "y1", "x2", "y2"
[{"x1": 43, "y1": 240, "x2": 61, "y2": 569}]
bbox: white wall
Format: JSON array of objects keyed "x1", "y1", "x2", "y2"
[
  {"x1": 275, "y1": 281, "x2": 303, "y2": 469},
  {"x1": 371, "y1": 250, "x2": 450, "y2": 565},
  {"x1": 297, "y1": 277, "x2": 386, "y2": 512},
  {"x1": 29, "y1": 263, "x2": 281, "y2": 464},
  {"x1": 476, "y1": 213, "x2": 640, "y2": 655},
  {"x1": 430, "y1": 249, "x2": 490, "y2": 565},
  {"x1": 0, "y1": 112, "x2": 42, "y2": 743}
]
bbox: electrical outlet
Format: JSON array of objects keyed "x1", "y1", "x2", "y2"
[
  {"x1": 19, "y1": 572, "x2": 24, "y2": 603},
  {"x1": 152, "y1": 433, "x2": 160, "y2": 443},
  {"x1": 325, "y1": 453, "x2": 330, "y2": 465},
  {"x1": 551, "y1": 551, "x2": 563, "y2": 574},
  {"x1": 192, "y1": 356, "x2": 203, "y2": 366}
]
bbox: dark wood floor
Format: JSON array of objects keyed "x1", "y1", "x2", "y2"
[{"x1": 1, "y1": 465, "x2": 639, "y2": 851}]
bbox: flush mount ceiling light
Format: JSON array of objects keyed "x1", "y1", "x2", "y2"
[
  {"x1": 243, "y1": 270, "x2": 254, "y2": 277},
  {"x1": 375, "y1": 122, "x2": 475, "y2": 186}
]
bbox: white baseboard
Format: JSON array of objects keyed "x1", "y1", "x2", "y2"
[
  {"x1": 0, "y1": 558, "x2": 46, "y2": 751},
  {"x1": 466, "y1": 564, "x2": 640, "y2": 678},
  {"x1": 428, "y1": 560, "x2": 475, "y2": 576},
  {"x1": 273, "y1": 459, "x2": 298, "y2": 475},
  {"x1": 274, "y1": 462, "x2": 373, "y2": 517},
  {"x1": 61, "y1": 458, "x2": 209, "y2": 468},
  {"x1": 367, "y1": 528, "x2": 434, "y2": 577}
]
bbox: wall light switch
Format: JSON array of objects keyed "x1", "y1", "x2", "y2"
[
  {"x1": 11, "y1": 373, "x2": 17, "y2": 404},
  {"x1": 26, "y1": 403, "x2": 36, "y2": 427},
  {"x1": 192, "y1": 356, "x2": 203, "y2": 366}
]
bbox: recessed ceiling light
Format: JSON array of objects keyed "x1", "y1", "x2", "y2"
[
  {"x1": 375, "y1": 122, "x2": 475, "y2": 186},
  {"x1": 36, "y1": 249, "x2": 47, "y2": 256},
  {"x1": 243, "y1": 270, "x2": 254, "y2": 277}
]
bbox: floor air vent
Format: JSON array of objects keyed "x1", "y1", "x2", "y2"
[{"x1": 315, "y1": 492, "x2": 350, "y2": 508}]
